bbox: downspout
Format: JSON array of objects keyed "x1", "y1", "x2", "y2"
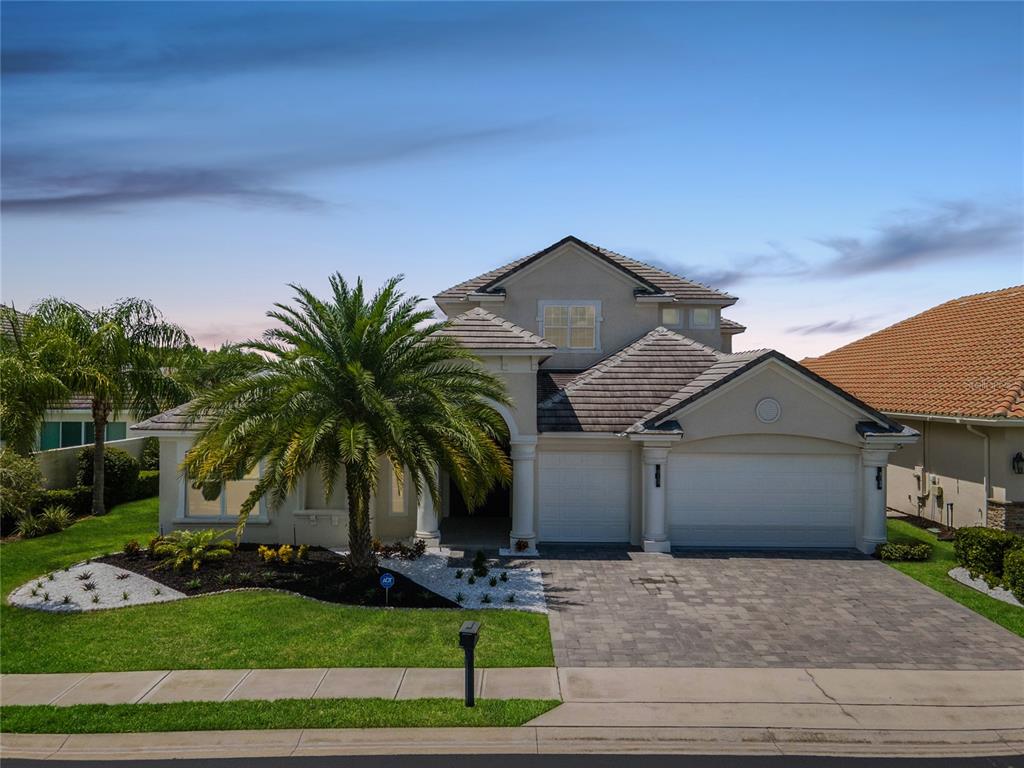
[{"x1": 965, "y1": 424, "x2": 990, "y2": 526}]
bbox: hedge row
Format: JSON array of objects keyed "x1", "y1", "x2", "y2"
[
  {"x1": 34, "y1": 471, "x2": 159, "y2": 518},
  {"x1": 876, "y1": 541, "x2": 932, "y2": 561},
  {"x1": 953, "y1": 527, "x2": 1024, "y2": 578}
]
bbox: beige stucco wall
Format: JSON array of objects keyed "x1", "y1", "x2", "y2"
[
  {"x1": 157, "y1": 437, "x2": 419, "y2": 548},
  {"x1": 438, "y1": 241, "x2": 726, "y2": 368},
  {"x1": 888, "y1": 418, "x2": 1022, "y2": 528},
  {"x1": 669, "y1": 362, "x2": 871, "y2": 450}
]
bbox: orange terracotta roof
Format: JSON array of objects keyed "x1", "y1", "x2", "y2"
[{"x1": 803, "y1": 286, "x2": 1024, "y2": 420}]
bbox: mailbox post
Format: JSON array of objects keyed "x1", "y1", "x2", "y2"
[{"x1": 458, "y1": 620, "x2": 480, "y2": 707}]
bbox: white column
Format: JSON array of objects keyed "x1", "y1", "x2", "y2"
[
  {"x1": 509, "y1": 440, "x2": 537, "y2": 553},
  {"x1": 415, "y1": 465, "x2": 441, "y2": 545},
  {"x1": 642, "y1": 445, "x2": 671, "y2": 553},
  {"x1": 859, "y1": 448, "x2": 890, "y2": 554}
]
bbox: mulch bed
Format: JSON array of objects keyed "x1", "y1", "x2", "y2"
[{"x1": 97, "y1": 546, "x2": 457, "y2": 609}]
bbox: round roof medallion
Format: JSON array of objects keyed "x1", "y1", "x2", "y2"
[{"x1": 755, "y1": 397, "x2": 781, "y2": 424}]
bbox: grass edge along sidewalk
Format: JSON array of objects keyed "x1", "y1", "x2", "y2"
[
  {"x1": 0, "y1": 698, "x2": 560, "y2": 733},
  {"x1": 1, "y1": 497, "x2": 554, "y2": 673}
]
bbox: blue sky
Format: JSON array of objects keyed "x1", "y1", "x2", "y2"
[{"x1": 2, "y1": 1, "x2": 1021, "y2": 358}]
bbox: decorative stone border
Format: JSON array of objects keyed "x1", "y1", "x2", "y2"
[{"x1": 948, "y1": 567, "x2": 1023, "y2": 608}]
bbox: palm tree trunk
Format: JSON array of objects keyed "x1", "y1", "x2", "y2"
[
  {"x1": 91, "y1": 400, "x2": 110, "y2": 516},
  {"x1": 345, "y1": 467, "x2": 375, "y2": 575}
]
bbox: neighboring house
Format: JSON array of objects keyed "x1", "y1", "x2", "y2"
[
  {"x1": 134, "y1": 235, "x2": 916, "y2": 553},
  {"x1": 804, "y1": 286, "x2": 1024, "y2": 534},
  {"x1": 0, "y1": 306, "x2": 139, "y2": 452}
]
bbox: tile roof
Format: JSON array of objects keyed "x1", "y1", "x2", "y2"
[
  {"x1": 803, "y1": 286, "x2": 1024, "y2": 420},
  {"x1": 720, "y1": 317, "x2": 746, "y2": 333},
  {"x1": 435, "y1": 236, "x2": 737, "y2": 305},
  {"x1": 537, "y1": 328, "x2": 723, "y2": 432},
  {"x1": 132, "y1": 403, "x2": 210, "y2": 433},
  {"x1": 536, "y1": 369, "x2": 585, "y2": 403},
  {"x1": 435, "y1": 307, "x2": 555, "y2": 350}
]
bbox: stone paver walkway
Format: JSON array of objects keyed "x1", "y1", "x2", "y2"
[
  {"x1": 0, "y1": 667, "x2": 560, "y2": 706},
  {"x1": 536, "y1": 547, "x2": 1024, "y2": 669}
]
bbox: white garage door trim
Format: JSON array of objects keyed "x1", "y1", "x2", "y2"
[
  {"x1": 538, "y1": 451, "x2": 630, "y2": 542},
  {"x1": 668, "y1": 453, "x2": 857, "y2": 548}
]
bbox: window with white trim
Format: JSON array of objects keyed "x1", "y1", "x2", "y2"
[
  {"x1": 660, "y1": 307, "x2": 681, "y2": 326},
  {"x1": 690, "y1": 307, "x2": 716, "y2": 329},
  {"x1": 186, "y1": 465, "x2": 264, "y2": 519},
  {"x1": 539, "y1": 301, "x2": 599, "y2": 350}
]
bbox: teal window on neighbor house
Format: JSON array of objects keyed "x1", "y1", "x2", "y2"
[{"x1": 39, "y1": 421, "x2": 129, "y2": 450}]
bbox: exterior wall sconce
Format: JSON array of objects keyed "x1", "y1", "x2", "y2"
[
  {"x1": 655, "y1": 464, "x2": 662, "y2": 488},
  {"x1": 876, "y1": 467, "x2": 883, "y2": 490},
  {"x1": 1013, "y1": 451, "x2": 1024, "y2": 475}
]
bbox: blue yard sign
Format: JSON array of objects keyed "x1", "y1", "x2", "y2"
[{"x1": 380, "y1": 571, "x2": 395, "y2": 605}]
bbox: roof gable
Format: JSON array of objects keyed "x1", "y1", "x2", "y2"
[
  {"x1": 435, "y1": 235, "x2": 737, "y2": 306},
  {"x1": 803, "y1": 285, "x2": 1024, "y2": 419}
]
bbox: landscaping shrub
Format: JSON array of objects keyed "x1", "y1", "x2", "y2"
[
  {"x1": 123, "y1": 539, "x2": 141, "y2": 557},
  {"x1": 140, "y1": 437, "x2": 160, "y2": 471},
  {"x1": 76, "y1": 446, "x2": 140, "y2": 506},
  {"x1": 1004, "y1": 548, "x2": 1024, "y2": 604},
  {"x1": 38, "y1": 504, "x2": 73, "y2": 534},
  {"x1": 953, "y1": 527, "x2": 1024, "y2": 578},
  {"x1": 372, "y1": 539, "x2": 427, "y2": 560},
  {"x1": 876, "y1": 542, "x2": 932, "y2": 562},
  {"x1": 36, "y1": 486, "x2": 92, "y2": 518},
  {"x1": 0, "y1": 448, "x2": 44, "y2": 533},
  {"x1": 14, "y1": 514, "x2": 45, "y2": 539},
  {"x1": 154, "y1": 529, "x2": 235, "y2": 572},
  {"x1": 135, "y1": 470, "x2": 160, "y2": 499}
]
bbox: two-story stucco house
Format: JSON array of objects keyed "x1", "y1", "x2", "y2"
[{"x1": 134, "y1": 236, "x2": 916, "y2": 554}]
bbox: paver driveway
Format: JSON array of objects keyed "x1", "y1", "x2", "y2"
[{"x1": 537, "y1": 547, "x2": 1024, "y2": 669}]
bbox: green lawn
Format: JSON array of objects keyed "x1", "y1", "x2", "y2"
[
  {"x1": 0, "y1": 698, "x2": 559, "y2": 733},
  {"x1": 1, "y1": 498, "x2": 554, "y2": 673},
  {"x1": 885, "y1": 518, "x2": 1023, "y2": 637}
]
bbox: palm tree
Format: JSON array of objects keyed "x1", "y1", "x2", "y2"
[
  {"x1": 0, "y1": 306, "x2": 69, "y2": 456},
  {"x1": 32, "y1": 298, "x2": 193, "y2": 515},
  {"x1": 183, "y1": 275, "x2": 512, "y2": 574}
]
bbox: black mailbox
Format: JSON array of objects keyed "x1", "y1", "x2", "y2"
[{"x1": 459, "y1": 620, "x2": 480, "y2": 707}]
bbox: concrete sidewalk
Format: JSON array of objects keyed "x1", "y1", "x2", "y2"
[
  {"x1": 0, "y1": 667, "x2": 560, "y2": 706},
  {"x1": 2, "y1": 667, "x2": 1022, "y2": 759}
]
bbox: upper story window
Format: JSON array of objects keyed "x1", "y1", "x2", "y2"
[
  {"x1": 690, "y1": 308, "x2": 716, "y2": 329},
  {"x1": 660, "y1": 308, "x2": 682, "y2": 326},
  {"x1": 539, "y1": 300, "x2": 600, "y2": 350}
]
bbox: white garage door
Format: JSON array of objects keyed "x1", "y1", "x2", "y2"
[
  {"x1": 539, "y1": 451, "x2": 630, "y2": 542},
  {"x1": 668, "y1": 453, "x2": 857, "y2": 548}
]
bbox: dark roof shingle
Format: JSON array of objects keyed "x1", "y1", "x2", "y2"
[
  {"x1": 435, "y1": 236, "x2": 736, "y2": 305},
  {"x1": 435, "y1": 307, "x2": 555, "y2": 350}
]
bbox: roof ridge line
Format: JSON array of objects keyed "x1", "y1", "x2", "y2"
[{"x1": 455, "y1": 306, "x2": 550, "y2": 346}]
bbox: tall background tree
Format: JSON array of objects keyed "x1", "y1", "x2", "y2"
[
  {"x1": 0, "y1": 306, "x2": 69, "y2": 456},
  {"x1": 183, "y1": 275, "x2": 512, "y2": 574},
  {"x1": 32, "y1": 298, "x2": 193, "y2": 515}
]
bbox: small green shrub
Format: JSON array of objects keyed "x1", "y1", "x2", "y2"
[
  {"x1": 35, "y1": 487, "x2": 92, "y2": 518},
  {"x1": 38, "y1": 504, "x2": 72, "y2": 534},
  {"x1": 140, "y1": 437, "x2": 160, "y2": 471},
  {"x1": 481, "y1": 593, "x2": 492, "y2": 604},
  {"x1": 454, "y1": 569, "x2": 463, "y2": 580},
  {"x1": 14, "y1": 514, "x2": 45, "y2": 539},
  {"x1": 153, "y1": 529, "x2": 235, "y2": 572},
  {"x1": 147, "y1": 535, "x2": 164, "y2": 559},
  {"x1": 0, "y1": 449, "x2": 44, "y2": 532},
  {"x1": 185, "y1": 577, "x2": 202, "y2": 590},
  {"x1": 489, "y1": 576, "x2": 498, "y2": 587},
  {"x1": 467, "y1": 574, "x2": 476, "y2": 585},
  {"x1": 76, "y1": 445, "x2": 140, "y2": 506},
  {"x1": 123, "y1": 539, "x2": 141, "y2": 557},
  {"x1": 135, "y1": 470, "x2": 159, "y2": 500},
  {"x1": 455, "y1": 592, "x2": 465, "y2": 604},
  {"x1": 877, "y1": 541, "x2": 933, "y2": 561},
  {"x1": 499, "y1": 572, "x2": 509, "y2": 582},
  {"x1": 1004, "y1": 548, "x2": 1024, "y2": 603},
  {"x1": 953, "y1": 527, "x2": 1024, "y2": 578}
]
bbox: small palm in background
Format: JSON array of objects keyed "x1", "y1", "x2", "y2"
[{"x1": 153, "y1": 529, "x2": 235, "y2": 572}]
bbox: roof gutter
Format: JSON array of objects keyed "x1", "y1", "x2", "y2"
[{"x1": 885, "y1": 412, "x2": 1024, "y2": 428}]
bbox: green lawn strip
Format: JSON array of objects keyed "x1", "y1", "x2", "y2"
[
  {"x1": 885, "y1": 519, "x2": 1023, "y2": 637},
  {"x1": 1, "y1": 498, "x2": 554, "y2": 673},
  {"x1": 0, "y1": 698, "x2": 560, "y2": 733}
]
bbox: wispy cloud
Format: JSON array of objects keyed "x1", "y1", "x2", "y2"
[
  {"x1": 2, "y1": 121, "x2": 575, "y2": 214},
  {"x1": 813, "y1": 200, "x2": 1023, "y2": 276},
  {"x1": 786, "y1": 316, "x2": 882, "y2": 336},
  {"x1": 623, "y1": 201, "x2": 1021, "y2": 288}
]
